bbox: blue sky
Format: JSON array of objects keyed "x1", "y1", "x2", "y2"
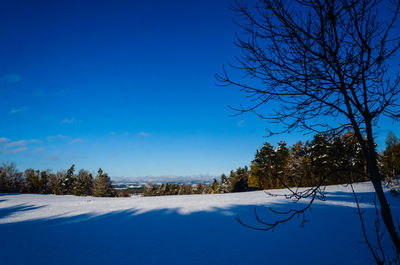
[{"x1": 0, "y1": 0, "x2": 399, "y2": 178}]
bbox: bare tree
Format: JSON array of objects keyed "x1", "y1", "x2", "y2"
[{"x1": 217, "y1": 0, "x2": 400, "y2": 258}]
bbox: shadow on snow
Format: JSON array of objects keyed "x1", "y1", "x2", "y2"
[
  {"x1": 0, "y1": 204, "x2": 44, "y2": 219},
  {"x1": 0, "y1": 189, "x2": 398, "y2": 265}
]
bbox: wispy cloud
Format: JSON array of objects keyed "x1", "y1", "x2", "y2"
[
  {"x1": 47, "y1": 156, "x2": 59, "y2": 161},
  {"x1": 29, "y1": 139, "x2": 43, "y2": 144},
  {"x1": 32, "y1": 147, "x2": 46, "y2": 153},
  {"x1": 0, "y1": 138, "x2": 41, "y2": 155},
  {"x1": 0, "y1": 137, "x2": 10, "y2": 143},
  {"x1": 70, "y1": 138, "x2": 83, "y2": 144},
  {"x1": 5, "y1": 140, "x2": 27, "y2": 148},
  {"x1": 4, "y1": 139, "x2": 42, "y2": 148},
  {"x1": 46, "y1": 134, "x2": 67, "y2": 142},
  {"x1": 61, "y1": 118, "x2": 75, "y2": 124},
  {"x1": 0, "y1": 74, "x2": 22, "y2": 84},
  {"x1": 9, "y1": 107, "x2": 27, "y2": 115},
  {"x1": 2, "y1": 147, "x2": 28, "y2": 155},
  {"x1": 138, "y1": 131, "x2": 150, "y2": 137},
  {"x1": 237, "y1": 119, "x2": 245, "y2": 127}
]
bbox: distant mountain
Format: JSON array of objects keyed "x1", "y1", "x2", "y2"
[{"x1": 111, "y1": 175, "x2": 219, "y2": 185}]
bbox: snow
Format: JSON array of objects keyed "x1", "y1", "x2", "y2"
[{"x1": 0, "y1": 182, "x2": 399, "y2": 265}]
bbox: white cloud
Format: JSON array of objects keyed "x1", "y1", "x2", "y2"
[
  {"x1": 29, "y1": 139, "x2": 42, "y2": 144},
  {"x1": 5, "y1": 140, "x2": 27, "y2": 148},
  {"x1": 0, "y1": 138, "x2": 40, "y2": 155},
  {"x1": 9, "y1": 107, "x2": 26, "y2": 115},
  {"x1": 237, "y1": 119, "x2": 245, "y2": 127},
  {"x1": 32, "y1": 147, "x2": 46, "y2": 153},
  {"x1": 2, "y1": 147, "x2": 28, "y2": 155},
  {"x1": 47, "y1": 156, "x2": 59, "y2": 161},
  {"x1": 138, "y1": 131, "x2": 150, "y2": 137},
  {"x1": 4, "y1": 139, "x2": 40, "y2": 148},
  {"x1": 61, "y1": 118, "x2": 75, "y2": 124},
  {"x1": 70, "y1": 138, "x2": 83, "y2": 144},
  {"x1": 46, "y1": 134, "x2": 67, "y2": 142},
  {"x1": 0, "y1": 137, "x2": 10, "y2": 143}
]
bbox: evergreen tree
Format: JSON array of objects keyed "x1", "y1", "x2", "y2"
[
  {"x1": 54, "y1": 165, "x2": 76, "y2": 195},
  {"x1": 289, "y1": 141, "x2": 309, "y2": 187},
  {"x1": 231, "y1": 166, "x2": 249, "y2": 192},
  {"x1": 54, "y1": 171, "x2": 67, "y2": 195},
  {"x1": 250, "y1": 142, "x2": 275, "y2": 189},
  {"x1": 212, "y1": 178, "x2": 219, "y2": 193},
  {"x1": 93, "y1": 168, "x2": 115, "y2": 197},
  {"x1": 219, "y1": 174, "x2": 231, "y2": 193},
  {"x1": 65, "y1": 164, "x2": 76, "y2": 194},
  {"x1": 248, "y1": 163, "x2": 262, "y2": 190},
  {"x1": 272, "y1": 141, "x2": 290, "y2": 188},
  {"x1": 309, "y1": 134, "x2": 332, "y2": 185},
  {"x1": 335, "y1": 131, "x2": 366, "y2": 183},
  {"x1": 383, "y1": 132, "x2": 400, "y2": 180},
  {"x1": 74, "y1": 169, "x2": 93, "y2": 196}
]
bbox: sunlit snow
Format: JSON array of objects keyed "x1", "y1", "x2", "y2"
[{"x1": 1, "y1": 182, "x2": 398, "y2": 265}]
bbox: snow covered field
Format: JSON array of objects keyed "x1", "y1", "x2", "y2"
[{"x1": 1, "y1": 182, "x2": 399, "y2": 265}]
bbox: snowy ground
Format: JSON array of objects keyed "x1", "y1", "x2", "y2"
[{"x1": 1, "y1": 182, "x2": 399, "y2": 265}]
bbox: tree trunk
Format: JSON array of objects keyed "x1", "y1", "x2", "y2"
[
  {"x1": 365, "y1": 122, "x2": 400, "y2": 255},
  {"x1": 369, "y1": 167, "x2": 400, "y2": 254}
]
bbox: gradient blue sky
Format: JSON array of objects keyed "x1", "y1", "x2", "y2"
[{"x1": 1, "y1": 0, "x2": 399, "y2": 178}]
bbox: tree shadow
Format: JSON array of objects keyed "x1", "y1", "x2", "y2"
[
  {"x1": 0, "y1": 193, "x2": 19, "y2": 196},
  {"x1": 0, "y1": 191, "x2": 398, "y2": 265},
  {"x1": 323, "y1": 191, "x2": 376, "y2": 205},
  {"x1": 0, "y1": 204, "x2": 44, "y2": 219}
]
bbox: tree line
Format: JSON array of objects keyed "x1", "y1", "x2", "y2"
[
  {"x1": 0, "y1": 164, "x2": 116, "y2": 197},
  {"x1": 215, "y1": 131, "x2": 400, "y2": 194},
  {"x1": 144, "y1": 131, "x2": 400, "y2": 196},
  {"x1": 143, "y1": 182, "x2": 214, "y2": 196},
  {"x1": 1, "y1": 131, "x2": 399, "y2": 197}
]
